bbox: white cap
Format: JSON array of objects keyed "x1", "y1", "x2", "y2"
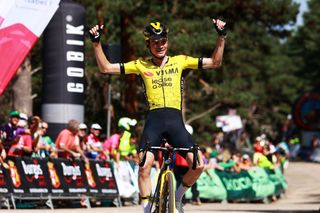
[
  {"x1": 91, "y1": 123, "x2": 102, "y2": 130},
  {"x1": 19, "y1": 113, "x2": 28, "y2": 121},
  {"x1": 242, "y1": 154, "x2": 250, "y2": 159},
  {"x1": 79, "y1": 123, "x2": 87, "y2": 129},
  {"x1": 185, "y1": 124, "x2": 193, "y2": 135}
]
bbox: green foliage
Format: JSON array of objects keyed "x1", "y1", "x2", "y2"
[{"x1": 286, "y1": 0, "x2": 320, "y2": 92}]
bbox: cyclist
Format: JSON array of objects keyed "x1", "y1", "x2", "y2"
[{"x1": 89, "y1": 18, "x2": 226, "y2": 213}]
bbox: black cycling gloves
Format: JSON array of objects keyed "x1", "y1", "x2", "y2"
[
  {"x1": 215, "y1": 24, "x2": 227, "y2": 36},
  {"x1": 210, "y1": 16, "x2": 227, "y2": 36},
  {"x1": 89, "y1": 26, "x2": 103, "y2": 43}
]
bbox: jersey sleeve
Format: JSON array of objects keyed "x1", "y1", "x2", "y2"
[
  {"x1": 179, "y1": 55, "x2": 202, "y2": 70},
  {"x1": 122, "y1": 60, "x2": 140, "y2": 75}
]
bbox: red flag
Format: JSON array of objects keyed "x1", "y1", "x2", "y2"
[{"x1": 0, "y1": 0, "x2": 60, "y2": 96}]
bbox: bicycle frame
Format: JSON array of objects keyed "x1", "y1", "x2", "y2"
[{"x1": 139, "y1": 142, "x2": 200, "y2": 213}]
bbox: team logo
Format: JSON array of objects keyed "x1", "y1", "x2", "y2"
[
  {"x1": 143, "y1": 71, "x2": 154, "y2": 77},
  {"x1": 85, "y1": 162, "x2": 96, "y2": 188},
  {"x1": 48, "y1": 162, "x2": 60, "y2": 188},
  {"x1": 8, "y1": 160, "x2": 21, "y2": 188}
]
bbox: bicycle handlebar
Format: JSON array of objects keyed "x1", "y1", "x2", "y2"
[{"x1": 139, "y1": 142, "x2": 200, "y2": 170}]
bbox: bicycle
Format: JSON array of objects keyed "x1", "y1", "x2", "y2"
[{"x1": 139, "y1": 139, "x2": 200, "y2": 213}]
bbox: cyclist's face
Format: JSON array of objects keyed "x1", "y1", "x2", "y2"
[{"x1": 149, "y1": 37, "x2": 168, "y2": 58}]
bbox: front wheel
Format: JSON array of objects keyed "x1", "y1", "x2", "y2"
[{"x1": 159, "y1": 171, "x2": 175, "y2": 213}]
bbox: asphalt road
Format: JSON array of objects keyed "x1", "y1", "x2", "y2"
[{"x1": 2, "y1": 162, "x2": 320, "y2": 213}]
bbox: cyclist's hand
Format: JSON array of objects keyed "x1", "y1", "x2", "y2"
[
  {"x1": 212, "y1": 18, "x2": 227, "y2": 36},
  {"x1": 89, "y1": 25, "x2": 104, "y2": 43}
]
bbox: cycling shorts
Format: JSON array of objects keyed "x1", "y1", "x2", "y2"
[{"x1": 139, "y1": 108, "x2": 195, "y2": 157}]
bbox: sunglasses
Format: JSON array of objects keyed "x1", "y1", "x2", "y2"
[{"x1": 150, "y1": 38, "x2": 167, "y2": 45}]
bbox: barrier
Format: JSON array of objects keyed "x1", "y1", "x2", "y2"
[
  {"x1": 0, "y1": 157, "x2": 119, "y2": 209},
  {"x1": 0, "y1": 158, "x2": 288, "y2": 208},
  {"x1": 185, "y1": 167, "x2": 287, "y2": 202}
]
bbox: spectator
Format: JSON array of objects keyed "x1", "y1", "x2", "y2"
[
  {"x1": 34, "y1": 122, "x2": 57, "y2": 158},
  {"x1": 211, "y1": 131, "x2": 224, "y2": 153},
  {"x1": 85, "y1": 123, "x2": 108, "y2": 160},
  {"x1": 253, "y1": 137, "x2": 274, "y2": 170},
  {"x1": 236, "y1": 131, "x2": 253, "y2": 155},
  {"x1": 239, "y1": 154, "x2": 252, "y2": 171},
  {"x1": 78, "y1": 123, "x2": 88, "y2": 151},
  {"x1": 310, "y1": 135, "x2": 320, "y2": 162},
  {"x1": 230, "y1": 152, "x2": 242, "y2": 173},
  {"x1": 288, "y1": 134, "x2": 301, "y2": 160},
  {"x1": 0, "y1": 111, "x2": 20, "y2": 153},
  {"x1": 103, "y1": 128, "x2": 123, "y2": 163},
  {"x1": 55, "y1": 119, "x2": 88, "y2": 163},
  {"x1": 0, "y1": 139, "x2": 8, "y2": 169},
  {"x1": 208, "y1": 150, "x2": 224, "y2": 170},
  {"x1": 26, "y1": 115, "x2": 42, "y2": 150},
  {"x1": 119, "y1": 132, "x2": 138, "y2": 160},
  {"x1": 117, "y1": 117, "x2": 137, "y2": 159},
  {"x1": 8, "y1": 113, "x2": 33, "y2": 157},
  {"x1": 218, "y1": 152, "x2": 242, "y2": 173}
]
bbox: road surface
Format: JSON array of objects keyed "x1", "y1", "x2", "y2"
[{"x1": 2, "y1": 162, "x2": 320, "y2": 212}]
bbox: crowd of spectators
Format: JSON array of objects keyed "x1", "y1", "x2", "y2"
[
  {"x1": 0, "y1": 110, "x2": 304, "y2": 181},
  {"x1": 0, "y1": 110, "x2": 138, "y2": 168},
  {"x1": 198, "y1": 132, "x2": 290, "y2": 175},
  {"x1": 1, "y1": 110, "x2": 314, "y2": 207}
]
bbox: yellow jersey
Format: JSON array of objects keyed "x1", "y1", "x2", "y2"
[{"x1": 122, "y1": 55, "x2": 201, "y2": 110}]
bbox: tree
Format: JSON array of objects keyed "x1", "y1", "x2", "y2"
[
  {"x1": 1, "y1": 0, "x2": 303, "y2": 144},
  {"x1": 286, "y1": 0, "x2": 320, "y2": 92}
]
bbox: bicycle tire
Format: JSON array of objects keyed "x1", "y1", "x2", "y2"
[{"x1": 159, "y1": 171, "x2": 175, "y2": 213}]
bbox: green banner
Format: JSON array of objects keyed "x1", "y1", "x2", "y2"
[
  {"x1": 184, "y1": 166, "x2": 287, "y2": 202},
  {"x1": 247, "y1": 167, "x2": 275, "y2": 200},
  {"x1": 185, "y1": 169, "x2": 227, "y2": 201}
]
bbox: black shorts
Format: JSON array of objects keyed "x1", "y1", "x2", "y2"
[{"x1": 139, "y1": 108, "x2": 195, "y2": 156}]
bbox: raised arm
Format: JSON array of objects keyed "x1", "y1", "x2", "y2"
[
  {"x1": 202, "y1": 19, "x2": 227, "y2": 69},
  {"x1": 89, "y1": 25, "x2": 122, "y2": 74}
]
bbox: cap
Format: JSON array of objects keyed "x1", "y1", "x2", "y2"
[
  {"x1": 79, "y1": 123, "x2": 87, "y2": 129},
  {"x1": 9, "y1": 111, "x2": 20, "y2": 118},
  {"x1": 242, "y1": 154, "x2": 250, "y2": 160},
  {"x1": 118, "y1": 117, "x2": 137, "y2": 130},
  {"x1": 210, "y1": 150, "x2": 219, "y2": 158},
  {"x1": 19, "y1": 113, "x2": 28, "y2": 121},
  {"x1": 91, "y1": 123, "x2": 102, "y2": 130}
]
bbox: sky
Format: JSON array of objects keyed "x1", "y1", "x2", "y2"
[{"x1": 296, "y1": 0, "x2": 309, "y2": 26}]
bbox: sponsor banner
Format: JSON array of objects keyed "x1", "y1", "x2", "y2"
[
  {"x1": 50, "y1": 158, "x2": 87, "y2": 195},
  {"x1": 186, "y1": 167, "x2": 287, "y2": 201},
  {"x1": 185, "y1": 169, "x2": 227, "y2": 201},
  {"x1": 216, "y1": 169, "x2": 256, "y2": 200},
  {"x1": 0, "y1": 0, "x2": 60, "y2": 95},
  {"x1": 0, "y1": 163, "x2": 12, "y2": 194},
  {"x1": 7, "y1": 156, "x2": 50, "y2": 195},
  {"x1": 0, "y1": 157, "x2": 119, "y2": 198},
  {"x1": 87, "y1": 160, "x2": 118, "y2": 196}
]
